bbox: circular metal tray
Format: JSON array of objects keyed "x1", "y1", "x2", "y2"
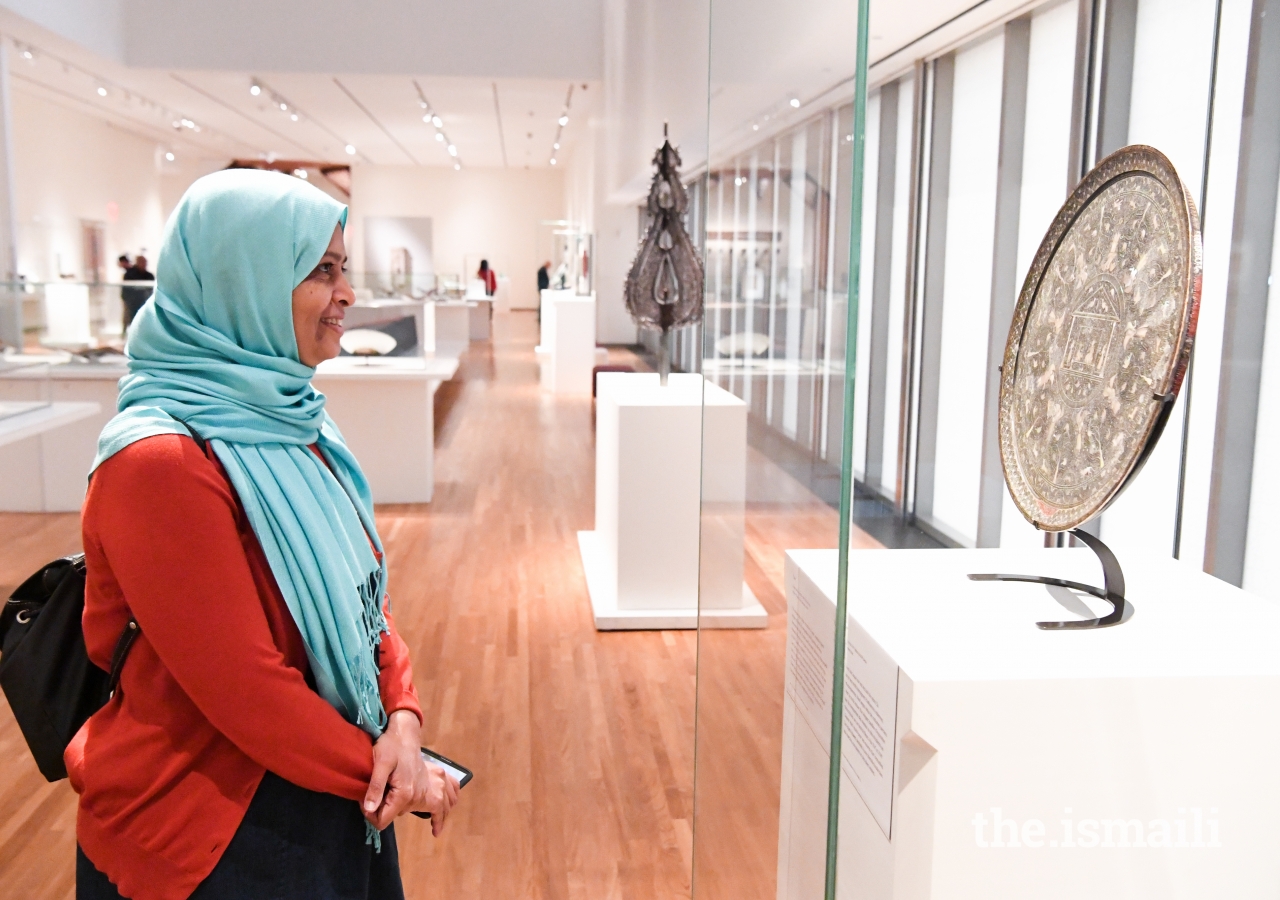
[{"x1": 998, "y1": 145, "x2": 1202, "y2": 532}]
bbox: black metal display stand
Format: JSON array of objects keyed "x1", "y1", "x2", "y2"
[{"x1": 968, "y1": 528, "x2": 1132, "y2": 630}]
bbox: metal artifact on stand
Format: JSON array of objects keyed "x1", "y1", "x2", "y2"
[
  {"x1": 624, "y1": 126, "x2": 704, "y2": 385},
  {"x1": 970, "y1": 145, "x2": 1202, "y2": 629}
]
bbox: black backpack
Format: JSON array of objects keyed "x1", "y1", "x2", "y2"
[{"x1": 0, "y1": 556, "x2": 139, "y2": 782}]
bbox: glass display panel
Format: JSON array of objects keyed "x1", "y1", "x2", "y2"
[{"x1": 693, "y1": 0, "x2": 1280, "y2": 897}]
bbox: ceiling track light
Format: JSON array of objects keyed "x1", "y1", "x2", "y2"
[{"x1": 249, "y1": 80, "x2": 262, "y2": 96}]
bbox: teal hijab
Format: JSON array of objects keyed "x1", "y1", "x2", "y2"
[{"x1": 94, "y1": 168, "x2": 389, "y2": 743}]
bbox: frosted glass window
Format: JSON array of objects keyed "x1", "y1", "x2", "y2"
[
  {"x1": 1241, "y1": 177, "x2": 1280, "y2": 599},
  {"x1": 1097, "y1": 0, "x2": 1218, "y2": 558},
  {"x1": 881, "y1": 75, "x2": 915, "y2": 500},
  {"x1": 852, "y1": 93, "x2": 880, "y2": 480},
  {"x1": 1000, "y1": 0, "x2": 1078, "y2": 549},
  {"x1": 931, "y1": 31, "x2": 1005, "y2": 545}
]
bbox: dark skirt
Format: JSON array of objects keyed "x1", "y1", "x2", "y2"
[{"x1": 77, "y1": 771, "x2": 405, "y2": 900}]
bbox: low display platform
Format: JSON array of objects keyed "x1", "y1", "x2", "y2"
[
  {"x1": 778, "y1": 547, "x2": 1280, "y2": 899},
  {"x1": 579, "y1": 373, "x2": 766, "y2": 630}
]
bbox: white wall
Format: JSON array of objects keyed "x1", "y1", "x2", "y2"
[
  {"x1": 10, "y1": 83, "x2": 213, "y2": 282},
  {"x1": 348, "y1": 165, "x2": 564, "y2": 311}
]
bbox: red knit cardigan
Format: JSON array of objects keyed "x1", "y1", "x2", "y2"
[{"x1": 66, "y1": 434, "x2": 422, "y2": 900}]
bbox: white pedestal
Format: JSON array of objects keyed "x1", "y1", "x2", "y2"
[
  {"x1": 468, "y1": 300, "x2": 492, "y2": 341},
  {"x1": 578, "y1": 373, "x2": 766, "y2": 630},
  {"x1": 546, "y1": 293, "x2": 595, "y2": 395},
  {"x1": 312, "y1": 356, "x2": 458, "y2": 504},
  {"x1": 778, "y1": 548, "x2": 1280, "y2": 900},
  {"x1": 0, "y1": 363, "x2": 123, "y2": 511},
  {"x1": 536, "y1": 288, "x2": 575, "y2": 355}
]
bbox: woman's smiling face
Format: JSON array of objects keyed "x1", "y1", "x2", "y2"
[{"x1": 292, "y1": 224, "x2": 354, "y2": 366}]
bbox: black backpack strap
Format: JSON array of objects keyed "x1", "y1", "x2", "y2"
[
  {"x1": 99, "y1": 417, "x2": 201, "y2": 701},
  {"x1": 105, "y1": 620, "x2": 139, "y2": 699},
  {"x1": 173, "y1": 417, "x2": 207, "y2": 452}
]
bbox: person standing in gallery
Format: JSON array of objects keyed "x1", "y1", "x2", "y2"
[
  {"x1": 536, "y1": 260, "x2": 551, "y2": 324},
  {"x1": 71, "y1": 169, "x2": 460, "y2": 900},
  {"x1": 477, "y1": 259, "x2": 497, "y2": 297},
  {"x1": 120, "y1": 254, "x2": 154, "y2": 331}
]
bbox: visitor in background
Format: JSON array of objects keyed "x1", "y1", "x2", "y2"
[
  {"x1": 72, "y1": 170, "x2": 459, "y2": 900},
  {"x1": 536, "y1": 260, "x2": 551, "y2": 323},
  {"x1": 120, "y1": 254, "x2": 154, "y2": 331},
  {"x1": 477, "y1": 259, "x2": 496, "y2": 297},
  {"x1": 117, "y1": 254, "x2": 131, "y2": 275}
]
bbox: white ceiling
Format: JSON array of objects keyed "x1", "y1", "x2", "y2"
[
  {"x1": 1, "y1": 0, "x2": 604, "y2": 80},
  {"x1": 0, "y1": 3, "x2": 598, "y2": 170}
]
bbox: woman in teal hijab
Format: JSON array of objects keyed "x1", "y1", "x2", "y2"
[{"x1": 73, "y1": 169, "x2": 459, "y2": 900}]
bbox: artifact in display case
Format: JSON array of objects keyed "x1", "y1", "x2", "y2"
[
  {"x1": 624, "y1": 126, "x2": 705, "y2": 384},
  {"x1": 970, "y1": 145, "x2": 1202, "y2": 629}
]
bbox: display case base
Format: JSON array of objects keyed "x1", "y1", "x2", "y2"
[{"x1": 577, "y1": 530, "x2": 767, "y2": 630}]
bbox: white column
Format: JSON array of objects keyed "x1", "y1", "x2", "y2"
[{"x1": 0, "y1": 43, "x2": 21, "y2": 349}]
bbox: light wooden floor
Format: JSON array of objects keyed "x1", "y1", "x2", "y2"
[{"x1": 0, "y1": 311, "x2": 878, "y2": 899}]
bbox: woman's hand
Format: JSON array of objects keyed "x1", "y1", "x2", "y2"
[
  {"x1": 363, "y1": 711, "x2": 461, "y2": 836},
  {"x1": 363, "y1": 710, "x2": 425, "y2": 830},
  {"x1": 413, "y1": 760, "x2": 461, "y2": 837}
]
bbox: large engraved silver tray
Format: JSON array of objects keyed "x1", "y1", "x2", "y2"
[
  {"x1": 970, "y1": 146, "x2": 1201, "y2": 631},
  {"x1": 999, "y1": 145, "x2": 1202, "y2": 533}
]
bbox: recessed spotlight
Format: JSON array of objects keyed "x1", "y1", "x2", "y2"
[
  {"x1": 293, "y1": 168, "x2": 308, "y2": 179},
  {"x1": 418, "y1": 100, "x2": 428, "y2": 109},
  {"x1": 435, "y1": 132, "x2": 444, "y2": 142},
  {"x1": 250, "y1": 83, "x2": 261, "y2": 96},
  {"x1": 97, "y1": 86, "x2": 107, "y2": 97},
  {"x1": 790, "y1": 97, "x2": 800, "y2": 108},
  {"x1": 447, "y1": 144, "x2": 457, "y2": 156},
  {"x1": 752, "y1": 124, "x2": 760, "y2": 131},
  {"x1": 345, "y1": 144, "x2": 356, "y2": 155},
  {"x1": 558, "y1": 115, "x2": 569, "y2": 126},
  {"x1": 165, "y1": 151, "x2": 175, "y2": 162},
  {"x1": 553, "y1": 142, "x2": 560, "y2": 150},
  {"x1": 432, "y1": 115, "x2": 442, "y2": 128}
]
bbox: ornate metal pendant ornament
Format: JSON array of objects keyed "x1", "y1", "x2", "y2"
[
  {"x1": 971, "y1": 145, "x2": 1202, "y2": 630},
  {"x1": 625, "y1": 127, "x2": 705, "y2": 384}
]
